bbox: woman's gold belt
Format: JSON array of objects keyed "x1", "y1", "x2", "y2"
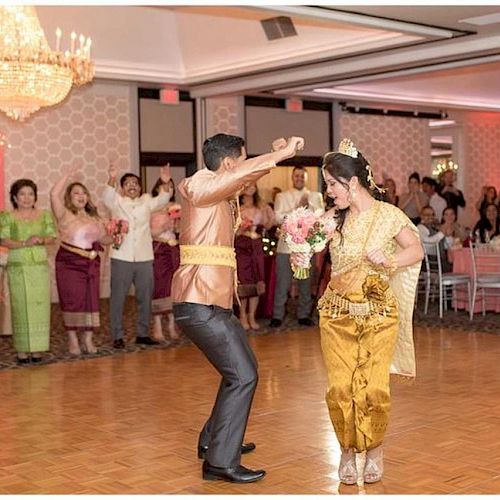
[
  {"x1": 155, "y1": 237, "x2": 178, "y2": 246},
  {"x1": 60, "y1": 242, "x2": 98, "y2": 260},
  {"x1": 179, "y1": 244, "x2": 236, "y2": 268},
  {"x1": 318, "y1": 290, "x2": 390, "y2": 319}
]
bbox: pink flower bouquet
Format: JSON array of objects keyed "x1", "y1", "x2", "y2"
[
  {"x1": 281, "y1": 207, "x2": 332, "y2": 279},
  {"x1": 106, "y1": 219, "x2": 129, "y2": 250}
]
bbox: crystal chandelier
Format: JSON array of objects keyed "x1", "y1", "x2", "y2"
[{"x1": 0, "y1": 6, "x2": 94, "y2": 121}]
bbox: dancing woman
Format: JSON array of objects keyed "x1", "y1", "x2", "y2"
[
  {"x1": 0, "y1": 179, "x2": 57, "y2": 363},
  {"x1": 292, "y1": 139, "x2": 423, "y2": 485},
  {"x1": 50, "y1": 166, "x2": 110, "y2": 355},
  {"x1": 235, "y1": 182, "x2": 275, "y2": 330},
  {"x1": 150, "y1": 176, "x2": 181, "y2": 342}
]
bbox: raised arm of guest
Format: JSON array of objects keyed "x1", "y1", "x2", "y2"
[{"x1": 180, "y1": 137, "x2": 304, "y2": 208}]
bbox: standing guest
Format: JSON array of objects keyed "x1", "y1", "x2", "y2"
[
  {"x1": 173, "y1": 134, "x2": 304, "y2": 483},
  {"x1": 50, "y1": 166, "x2": 110, "y2": 355},
  {"x1": 270, "y1": 166, "x2": 325, "y2": 328},
  {"x1": 475, "y1": 185, "x2": 498, "y2": 214},
  {"x1": 150, "y1": 176, "x2": 181, "y2": 342},
  {"x1": 292, "y1": 139, "x2": 423, "y2": 484},
  {"x1": 235, "y1": 182, "x2": 275, "y2": 330},
  {"x1": 398, "y1": 172, "x2": 428, "y2": 225},
  {"x1": 473, "y1": 202, "x2": 500, "y2": 243},
  {"x1": 383, "y1": 178, "x2": 399, "y2": 206},
  {"x1": 103, "y1": 164, "x2": 172, "y2": 349},
  {"x1": 0, "y1": 179, "x2": 57, "y2": 364},
  {"x1": 421, "y1": 176, "x2": 447, "y2": 222},
  {"x1": 438, "y1": 169, "x2": 466, "y2": 213}
]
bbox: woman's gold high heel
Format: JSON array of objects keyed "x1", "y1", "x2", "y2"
[
  {"x1": 338, "y1": 449, "x2": 357, "y2": 485},
  {"x1": 363, "y1": 446, "x2": 384, "y2": 483}
]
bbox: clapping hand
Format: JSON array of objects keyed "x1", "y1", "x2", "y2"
[{"x1": 108, "y1": 160, "x2": 119, "y2": 183}]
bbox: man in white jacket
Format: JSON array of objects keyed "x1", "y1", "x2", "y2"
[
  {"x1": 270, "y1": 166, "x2": 325, "y2": 327},
  {"x1": 103, "y1": 163, "x2": 172, "y2": 348}
]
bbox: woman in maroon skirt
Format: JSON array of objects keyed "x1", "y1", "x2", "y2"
[
  {"x1": 50, "y1": 166, "x2": 109, "y2": 355},
  {"x1": 150, "y1": 178, "x2": 181, "y2": 342},
  {"x1": 236, "y1": 183, "x2": 275, "y2": 330}
]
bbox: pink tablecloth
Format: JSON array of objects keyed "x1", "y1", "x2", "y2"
[{"x1": 449, "y1": 247, "x2": 500, "y2": 313}]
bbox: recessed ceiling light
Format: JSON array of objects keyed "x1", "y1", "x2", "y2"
[{"x1": 459, "y1": 13, "x2": 500, "y2": 26}]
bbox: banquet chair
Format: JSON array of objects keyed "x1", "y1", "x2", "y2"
[
  {"x1": 469, "y1": 243, "x2": 500, "y2": 320},
  {"x1": 423, "y1": 242, "x2": 471, "y2": 318}
]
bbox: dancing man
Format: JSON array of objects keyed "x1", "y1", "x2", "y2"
[{"x1": 172, "y1": 133, "x2": 304, "y2": 483}]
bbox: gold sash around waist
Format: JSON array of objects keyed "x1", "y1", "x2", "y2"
[
  {"x1": 154, "y1": 237, "x2": 178, "y2": 246},
  {"x1": 318, "y1": 289, "x2": 392, "y2": 319},
  {"x1": 60, "y1": 242, "x2": 98, "y2": 260},
  {"x1": 179, "y1": 244, "x2": 236, "y2": 268}
]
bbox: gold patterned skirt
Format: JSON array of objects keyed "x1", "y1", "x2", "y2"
[{"x1": 318, "y1": 275, "x2": 398, "y2": 452}]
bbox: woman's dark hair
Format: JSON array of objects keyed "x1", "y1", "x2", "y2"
[
  {"x1": 474, "y1": 202, "x2": 500, "y2": 243},
  {"x1": 409, "y1": 172, "x2": 421, "y2": 183},
  {"x1": 322, "y1": 150, "x2": 372, "y2": 242},
  {"x1": 441, "y1": 206, "x2": 457, "y2": 224},
  {"x1": 238, "y1": 185, "x2": 261, "y2": 207},
  {"x1": 64, "y1": 182, "x2": 99, "y2": 218},
  {"x1": 10, "y1": 178, "x2": 37, "y2": 209},
  {"x1": 152, "y1": 178, "x2": 175, "y2": 201},
  {"x1": 202, "y1": 133, "x2": 245, "y2": 171}
]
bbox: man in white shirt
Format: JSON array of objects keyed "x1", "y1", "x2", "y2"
[
  {"x1": 103, "y1": 163, "x2": 172, "y2": 348},
  {"x1": 270, "y1": 166, "x2": 325, "y2": 327},
  {"x1": 422, "y1": 177, "x2": 446, "y2": 223}
]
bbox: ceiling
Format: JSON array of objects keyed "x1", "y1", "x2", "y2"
[{"x1": 35, "y1": 4, "x2": 500, "y2": 112}]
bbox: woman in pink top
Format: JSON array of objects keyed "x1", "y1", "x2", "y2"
[{"x1": 50, "y1": 166, "x2": 110, "y2": 355}]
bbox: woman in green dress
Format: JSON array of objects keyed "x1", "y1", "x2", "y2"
[{"x1": 0, "y1": 179, "x2": 57, "y2": 364}]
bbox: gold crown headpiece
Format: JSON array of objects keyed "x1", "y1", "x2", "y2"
[
  {"x1": 337, "y1": 138, "x2": 385, "y2": 194},
  {"x1": 338, "y1": 138, "x2": 358, "y2": 158}
]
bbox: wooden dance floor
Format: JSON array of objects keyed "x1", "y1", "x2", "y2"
[{"x1": 0, "y1": 323, "x2": 499, "y2": 494}]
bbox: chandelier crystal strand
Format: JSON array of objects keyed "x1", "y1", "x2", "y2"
[{"x1": 0, "y1": 6, "x2": 94, "y2": 121}]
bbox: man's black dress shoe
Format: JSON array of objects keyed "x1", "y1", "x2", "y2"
[
  {"x1": 298, "y1": 317, "x2": 314, "y2": 326},
  {"x1": 17, "y1": 357, "x2": 30, "y2": 365},
  {"x1": 113, "y1": 339, "x2": 125, "y2": 349},
  {"x1": 202, "y1": 460, "x2": 265, "y2": 483},
  {"x1": 135, "y1": 337, "x2": 160, "y2": 345},
  {"x1": 269, "y1": 318, "x2": 282, "y2": 328},
  {"x1": 30, "y1": 356, "x2": 42, "y2": 363},
  {"x1": 198, "y1": 442, "x2": 256, "y2": 459}
]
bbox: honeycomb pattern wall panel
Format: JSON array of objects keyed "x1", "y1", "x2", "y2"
[{"x1": 0, "y1": 81, "x2": 135, "y2": 301}]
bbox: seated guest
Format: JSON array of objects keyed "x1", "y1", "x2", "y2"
[
  {"x1": 398, "y1": 172, "x2": 428, "y2": 225},
  {"x1": 440, "y1": 207, "x2": 466, "y2": 248},
  {"x1": 418, "y1": 205, "x2": 451, "y2": 271},
  {"x1": 473, "y1": 202, "x2": 500, "y2": 243},
  {"x1": 51, "y1": 165, "x2": 110, "y2": 355}
]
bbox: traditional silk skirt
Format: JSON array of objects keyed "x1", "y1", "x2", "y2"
[
  {"x1": 55, "y1": 243, "x2": 101, "y2": 332},
  {"x1": 152, "y1": 241, "x2": 180, "y2": 315},
  {"x1": 7, "y1": 260, "x2": 51, "y2": 352},
  {"x1": 318, "y1": 277, "x2": 399, "y2": 452},
  {"x1": 235, "y1": 235, "x2": 265, "y2": 298}
]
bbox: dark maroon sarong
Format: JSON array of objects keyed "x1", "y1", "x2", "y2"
[
  {"x1": 55, "y1": 242, "x2": 102, "y2": 331},
  {"x1": 235, "y1": 235, "x2": 265, "y2": 298},
  {"x1": 152, "y1": 241, "x2": 180, "y2": 315}
]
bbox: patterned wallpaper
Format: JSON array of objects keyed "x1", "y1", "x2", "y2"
[
  {"x1": 0, "y1": 81, "x2": 134, "y2": 300},
  {"x1": 205, "y1": 96, "x2": 244, "y2": 137},
  {"x1": 462, "y1": 117, "x2": 500, "y2": 227},
  {"x1": 339, "y1": 112, "x2": 431, "y2": 195}
]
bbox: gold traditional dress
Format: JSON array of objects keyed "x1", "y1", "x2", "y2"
[{"x1": 318, "y1": 200, "x2": 421, "y2": 452}]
